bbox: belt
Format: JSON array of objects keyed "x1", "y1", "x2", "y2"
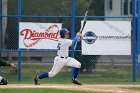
[{"x1": 57, "y1": 55, "x2": 68, "y2": 59}]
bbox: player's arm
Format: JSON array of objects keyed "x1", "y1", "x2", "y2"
[
  {"x1": 72, "y1": 32, "x2": 81, "y2": 45},
  {"x1": 66, "y1": 32, "x2": 81, "y2": 46}
]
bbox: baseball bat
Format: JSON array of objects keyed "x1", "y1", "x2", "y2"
[{"x1": 74, "y1": 0, "x2": 93, "y2": 50}]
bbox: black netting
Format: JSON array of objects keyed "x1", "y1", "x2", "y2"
[
  {"x1": 22, "y1": 0, "x2": 71, "y2": 16},
  {"x1": 0, "y1": 0, "x2": 139, "y2": 84}
]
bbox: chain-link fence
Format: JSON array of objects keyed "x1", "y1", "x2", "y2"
[{"x1": 0, "y1": 0, "x2": 139, "y2": 84}]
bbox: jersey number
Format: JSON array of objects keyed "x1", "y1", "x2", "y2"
[{"x1": 57, "y1": 43, "x2": 61, "y2": 50}]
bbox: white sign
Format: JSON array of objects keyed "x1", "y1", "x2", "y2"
[
  {"x1": 19, "y1": 22, "x2": 62, "y2": 49},
  {"x1": 82, "y1": 21, "x2": 131, "y2": 55}
]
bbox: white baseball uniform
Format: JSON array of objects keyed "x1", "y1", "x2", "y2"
[{"x1": 48, "y1": 38, "x2": 81, "y2": 77}]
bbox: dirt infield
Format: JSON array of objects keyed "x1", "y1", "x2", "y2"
[{"x1": 0, "y1": 84, "x2": 140, "y2": 93}]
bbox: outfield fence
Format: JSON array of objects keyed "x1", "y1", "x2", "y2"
[{"x1": 0, "y1": 0, "x2": 139, "y2": 83}]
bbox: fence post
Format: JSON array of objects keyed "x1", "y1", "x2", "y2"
[
  {"x1": 0, "y1": 0, "x2": 2, "y2": 76},
  {"x1": 18, "y1": 0, "x2": 22, "y2": 81},
  {"x1": 132, "y1": 0, "x2": 136, "y2": 82},
  {"x1": 137, "y1": 0, "x2": 140, "y2": 72},
  {"x1": 0, "y1": 0, "x2": 2, "y2": 50},
  {"x1": 71, "y1": 0, "x2": 75, "y2": 58},
  {"x1": 71, "y1": 0, "x2": 76, "y2": 74}
]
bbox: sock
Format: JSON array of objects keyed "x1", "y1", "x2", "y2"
[
  {"x1": 38, "y1": 72, "x2": 49, "y2": 79},
  {"x1": 72, "y1": 67, "x2": 79, "y2": 80}
]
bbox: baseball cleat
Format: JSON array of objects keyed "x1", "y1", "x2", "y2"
[
  {"x1": 34, "y1": 76, "x2": 40, "y2": 85},
  {"x1": 72, "y1": 78, "x2": 82, "y2": 85}
]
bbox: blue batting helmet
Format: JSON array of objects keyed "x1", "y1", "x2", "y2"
[{"x1": 60, "y1": 28, "x2": 69, "y2": 38}]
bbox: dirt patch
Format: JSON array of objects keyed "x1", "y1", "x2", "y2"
[{"x1": 0, "y1": 84, "x2": 140, "y2": 93}]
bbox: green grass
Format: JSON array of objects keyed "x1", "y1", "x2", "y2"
[
  {"x1": 126, "y1": 87, "x2": 140, "y2": 91},
  {"x1": 0, "y1": 88, "x2": 103, "y2": 93},
  {"x1": 1, "y1": 64, "x2": 140, "y2": 93},
  {"x1": 1, "y1": 64, "x2": 140, "y2": 84}
]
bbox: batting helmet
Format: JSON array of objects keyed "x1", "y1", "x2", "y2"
[{"x1": 60, "y1": 28, "x2": 69, "y2": 38}]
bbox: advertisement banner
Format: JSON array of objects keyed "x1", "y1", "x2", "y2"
[
  {"x1": 82, "y1": 21, "x2": 131, "y2": 55},
  {"x1": 19, "y1": 22, "x2": 62, "y2": 49}
]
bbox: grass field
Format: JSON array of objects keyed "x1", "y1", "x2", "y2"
[
  {"x1": 0, "y1": 88, "x2": 102, "y2": 93},
  {"x1": 1, "y1": 64, "x2": 140, "y2": 84},
  {"x1": 0, "y1": 84, "x2": 140, "y2": 93},
  {"x1": 0, "y1": 64, "x2": 140, "y2": 93},
  {"x1": 128, "y1": 87, "x2": 140, "y2": 91}
]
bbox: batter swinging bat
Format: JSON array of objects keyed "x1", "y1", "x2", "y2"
[{"x1": 74, "y1": 0, "x2": 93, "y2": 49}]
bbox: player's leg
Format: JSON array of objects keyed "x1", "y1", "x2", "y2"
[
  {"x1": 48, "y1": 58, "x2": 66, "y2": 77},
  {"x1": 65, "y1": 57, "x2": 82, "y2": 85},
  {"x1": 34, "y1": 57, "x2": 66, "y2": 85}
]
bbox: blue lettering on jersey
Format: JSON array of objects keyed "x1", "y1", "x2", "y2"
[{"x1": 57, "y1": 43, "x2": 61, "y2": 50}]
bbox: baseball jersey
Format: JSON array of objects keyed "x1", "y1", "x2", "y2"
[{"x1": 57, "y1": 38, "x2": 72, "y2": 57}]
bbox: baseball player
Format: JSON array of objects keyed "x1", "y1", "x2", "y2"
[
  {"x1": 34, "y1": 28, "x2": 82, "y2": 85},
  {"x1": 0, "y1": 58, "x2": 17, "y2": 85}
]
